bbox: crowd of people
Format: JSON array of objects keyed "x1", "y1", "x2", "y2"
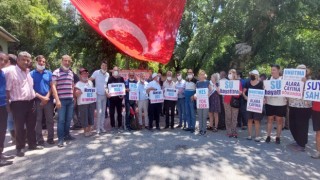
[{"x1": 0, "y1": 51, "x2": 319, "y2": 167}]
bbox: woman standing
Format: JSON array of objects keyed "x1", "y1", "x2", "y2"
[
  {"x1": 311, "y1": 99, "x2": 320, "y2": 158},
  {"x1": 208, "y1": 73, "x2": 221, "y2": 132},
  {"x1": 242, "y1": 70, "x2": 264, "y2": 142},
  {"x1": 224, "y1": 69, "x2": 242, "y2": 138},
  {"x1": 75, "y1": 68, "x2": 96, "y2": 137}
]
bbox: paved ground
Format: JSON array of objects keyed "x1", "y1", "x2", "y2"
[{"x1": 1, "y1": 116, "x2": 320, "y2": 180}]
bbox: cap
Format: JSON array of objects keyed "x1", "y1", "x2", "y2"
[
  {"x1": 79, "y1": 68, "x2": 89, "y2": 74},
  {"x1": 296, "y1": 64, "x2": 307, "y2": 69},
  {"x1": 251, "y1": 70, "x2": 259, "y2": 76},
  {"x1": 152, "y1": 73, "x2": 158, "y2": 79}
]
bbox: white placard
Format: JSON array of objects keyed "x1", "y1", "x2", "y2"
[
  {"x1": 108, "y1": 83, "x2": 125, "y2": 97},
  {"x1": 283, "y1": 69, "x2": 306, "y2": 81},
  {"x1": 164, "y1": 88, "x2": 178, "y2": 101},
  {"x1": 129, "y1": 83, "x2": 139, "y2": 101},
  {"x1": 196, "y1": 88, "x2": 209, "y2": 109},
  {"x1": 246, "y1": 89, "x2": 265, "y2": 113},
  {"x1": 219, "y1": 80, "x2": 240, "y2": 95},
  {"x1": 78, "y1": 87, "x2": 97, "y2": 105},
  {"x1": 264, "y1": 80, "x2": 282, "y2": 97},
  {"x1": 281, "y1": 80, "x2": 304, "y2": 99},
  {"x1": 149, "y1": 90, "x2": 164, "y2": 104},
  {"x1": 303, "y1": 80, "x2": 320, "y2": 102}
]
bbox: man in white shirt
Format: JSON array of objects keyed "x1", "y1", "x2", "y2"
[
  {"x1": 137, "y1": 72, "x2": 149, "y2": 128},
  {"x1": 146, "y1": 73, "x2": 162, "y2": 130},
  {"x1": 89, "y1": 61, "x2": 109, "y2": 134},
  {"x1": 163, "y1": 71, "x2": 177, "y2": 129}
]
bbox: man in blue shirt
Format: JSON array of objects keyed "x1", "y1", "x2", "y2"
[
  {"x1": 125, "y1": 71, "x2": 138, "y2": 130},
  {"x1": 0, "y1": 52, "x2": 14, "y2": 166},
  {"x1": 30, "y1": 55, "x2": 54, "y2": 145}
]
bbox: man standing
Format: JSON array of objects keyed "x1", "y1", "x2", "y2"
[
  {"x1": 90, "y1": 61, "x2": 109, "y2": 134},
  {"x1": 137, "y1": 72, "x2": 149, "y2": 128},
  {"x1": 163, "y1": 71, "x2": 177, "y2": 129},
  {"x1": 6, "y1": 51, "x2": 43, "y2": 157},
  {"x1": 184, "y1": 69, "x2": 197, "y2": 133},
  {"x1": 52, "y1": 55, "x2": 75, "y2": 148},
  {"x1": 125, "y1": 71, "x2": 138, "y2": 131},
  {"x1": 175, "y1": 71, "x2": 186, "y2": 128},
  {"x1": 30, "y1": 55, "x2": 54, "y2": 145},
  {"x1": 0, "y1": 52, "x2": 14, "y2": 166},
  {"x1": 146, "y1": 73, "x2": 162, "y2": 130},
  {"x1": 107, "y1": 66, "x2": 125, "y2": 129}
]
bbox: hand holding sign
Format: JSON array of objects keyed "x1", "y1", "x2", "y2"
[
  {"x1": 129, "y1": 83, "x2": 139, "y2": 101},
  {"x1": 108, "y1": 83, "x2": 126, "y2": 97},
  {"x1": 196, "y1": 88, "x2": 209, "y2": 109}
]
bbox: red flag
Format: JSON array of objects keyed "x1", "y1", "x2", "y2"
[{"x1": 71, "y1": 0, "x2": 186, "y2": 64}]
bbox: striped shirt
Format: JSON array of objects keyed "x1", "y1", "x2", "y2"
[
  {"x1": 52, "y1": 68, "x2": 74, "y2": 99},
  {"x1": 6, "y1": 65, "x2": 36, "y2": 101}
]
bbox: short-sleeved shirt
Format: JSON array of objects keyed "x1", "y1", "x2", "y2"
[
  {"x1": 91, "y1": 70, "x2": 109, "y2": 95},
  {"x1": 75, "y1": 80, "x2": 94, "y2": 105},
  {"x1": 244, "y1": 81, "x2": 264, "y2": 97},
  {"x1": 52, "y1": 68, "x2": 74, "y2": 99},
  {"x1": 6, "y1": 66, "x2": 36, "y2": 101},
  {"x1": 196, "y1": 80, "x2": 210, "y2": 89},
  {"x1": 146, "y1": 80, "x2": 161, "y2": 91},
  {"x1": 266, "y1": 76, "x2": 287, "y2": 106},
  {"x1": 137, "y1": 81, "x2": 149, "y2": 101},
  {"x1": 0, "y1": 70, "x2": 6, "y2": 106},
  {"x1": 30, "y1": 69, "x2": 52, "y2": 97}
]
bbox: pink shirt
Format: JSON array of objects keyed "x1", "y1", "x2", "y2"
[{"x1": 6, "y1": 65, "x2": 36, "y2": 101}]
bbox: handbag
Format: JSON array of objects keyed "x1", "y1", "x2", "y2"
[{"x1": 230, "y1": 96, "x2": 240, "y2": 108}]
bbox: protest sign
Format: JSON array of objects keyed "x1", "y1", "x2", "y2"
[
  {"x1": 246, "y1": 89, "x2": 265, "y2": 113},
  {"x1": 108, "y1": 83, "x2": 125, "y2": 97},
  {"x1": 219, "y1": 80, "x2": 240, "y2": 95},
  {"x1": 303, "y1": 80, "x2": 320, "y2": 102},
  {"x1": 164, "y1": 88, "x2": 178, "y2": 101},
  {"x1": 129, "y1": 83, "x2": 139, "y2": 101},
  {"x1": 149, "y1": 90, "x2": 164, "y2": 104},
  {"x1": 118, "y1": 70, "x2": 152, "y2": 81},
  {"x1": 283, "y1": 69, "x2": 306, "y2": 81},
  {"x1": 264, "y1": 80, "x2": 282, "y2": 97},
  {"x1": 281, "y1": 80, "x2": 304, "y2": 99},
  {"x1": 78, "y1": 86, "x2": 97, "y2": 105},
  {"x1": 196, "y1": 88, "x2": 209, "y2": 109}
]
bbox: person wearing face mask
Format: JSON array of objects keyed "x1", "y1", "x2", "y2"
[
  {"x1": 75, "y1": 68, "x2": 96, "y2": 137},
  {"x1": 30, "y1": 55, "x2": 55, "y2": 146},
  {"x1": 137, "y1": 72, "x2": 149, "y2": 129},
  {"x1": 89, "y1": 60, "x2": 109, "y2": 134},
  {"x1": 175, "y1": 71, "x2": 186, "y2": 129},
  {"x1": 146, "y1": 73, "x2": 162, "y2": 130},
  {"x1": 106, "y1": 66, "x2": 125, "y2": 129},
  {"x1": 208, "y1": 73, "x2": 221, "y2": 132},
  {"x1": 52, "y1": 55, "x2": 76, "y2": 148},
  {"x1": 184, "y1": 69, "x2": 198, "y2": 133},
  {"x1": 242, "y1": 70, "x2": 264, "y2": 142},
  {"x1": 124, "y1": 71, "x2": 138, "y2": 131},
  {"x1": 163, "y1": 71, "x2": 177, "y2": 129}
]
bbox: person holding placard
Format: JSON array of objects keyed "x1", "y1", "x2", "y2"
[
  {"x1": 243, "y1": 70, "x2": 264, "y2": 142},
  {"x1": 265, "y1": 64, "x2": 287, "y2": 144},
  {"x1": 89, "y1": 61, "x2": 109, "y2": 134},
  {"x1": 288, "y1": 64, "x2": 312, "y2": 151},
  {"x1": 137, "y1": 73, "x2": 149, "y2": 128},
  {"x1": 175, "y1": 71, "x2": 186, "y2": 129},
  {"x1": 146, "y1": 73, "x2": 162, "y2": 130},
  {"x1": 194, "y1": 70, "x2": 211, "y2": 136},
  {"x1": 208, "y1": 73, "x2": 221, "y2": 132},
  {"x1": 163, "y1": 71, "x2": 177, "y2": 129},
  {"x1": 75, "y1": 68, "x2": 96, "y2": 137},
  {"x1": 223, "y1": 69, "x2": 242, "y2": 138},
  {"x1": 184, "y1": 69, "x2": 198, "y2": 133},
  {"x1": 125, "y1": 71, "x2": 138, "y2": 131},
  {"x1": 107, "y1": 66, "x2": 125, "y2": 129}
]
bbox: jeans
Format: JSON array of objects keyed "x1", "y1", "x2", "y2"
[
  {"x1": 57, "y1": 99, "x2": 74, "y2": 141},
  {"x1": 177, "y1": 98, "x2": 185, "y2": 126},
  {"x1": 96, "y1": 95, "x2": 107, "y2": 131},
  {"x1": 35, "y1": 99, "x2": 54, "y2": 142},
  {"x1": 138, "y1": 100, "x2": 149, "y2": 125},
  {"x1": 185, "y1": 96, "x2": 196, "y2": 130},
  {"x1": 6, "y1": 112, "x2": 14, "y2": 131},
  {"x1": 125, "y1": 101, "x2": 136, "y2": 128}
]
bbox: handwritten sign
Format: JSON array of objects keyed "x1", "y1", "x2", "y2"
[
  {"x1": 283, "y1": 69, "x2": 306, "y2": 81},
  {"x1": 79, "y1": 87, "x2": 97, "y2": 105},
  {"x1": 246, "y1": 89, "x2": 265, "y2": 113},
  {"x1": 149, "y1": 90, "x2": 164, "y2": 104},
  {"x1": 196, "y1": 88, "x2": 209, "y2": 109},
  {"x1": 303, "y1": 80, "x2": 320, "y2": 102},
  {"x1": 108, "y1": 83, "x2": 125, "y2": 97},
  {"x1": 281, "y1": 80, "x2": 304, "y2": 99},
  {"x1": 264, "y1": 80, "x2": 282, "y2": 97},
  {"x1": 164, "y1": 88, "x2": 178, "y2": 101},
  {"x1": 129, "y1": 83, "x2": 139, "y2": 101},
  {"x1": 219, "y1": 80, "x2": 240, "y2": 95}
]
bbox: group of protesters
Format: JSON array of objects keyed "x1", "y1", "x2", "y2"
[{"x1": 0, "y1": 51, "x2": 319, "y2": 167}]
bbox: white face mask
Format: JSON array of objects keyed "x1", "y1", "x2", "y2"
[
  {"x1": 113, "y1": 71, "x2": 119, "y2": 76},
  {"x1": 129, "y1": 78, "x2": 134, "y2": 81},
  {"x1": 228, "y1": 74, "x2": 233, "y2": 80},
  {"x1": 36, "y1": 63, "x2": 45, "y2": 71},
  {"x1": 62, "y1": 65, "x2": 69, "y2": 71},
  {"x1": 177, "y1": 75, "x2": 182, "y2": 81},
  {"x1": 82, "y1": 77, "x2": 88, "y2": 81},
  {"x1": 156, "y1": 77, "x2": 160, "y2": 81},
  {"x1": 167, "y1": 77, "x2": 172, "y2": 81},
  {"x1": 187, "y1": 74, "x2": 193, "y2": 79}
]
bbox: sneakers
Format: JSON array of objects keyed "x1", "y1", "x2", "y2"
[
  {"x1": 247, "y1": 136, "x2": 252, "y2": 140},
  {"x1": 265, "y1": 136, "x2": 271, "y2": 143},
  {"x1": 57, "y1": 140, "x2": 64, "y2": 148},
  {"x1": 275, "y1": 137, "x2": 281, "y2": 144},
  {"x1": 47, "y1": 139, "x2": 55, "y2": 145},
  {"x1": 0, "y1": 159, "x2": 13, "y2": 167},
  {"x1": 311, "y1": 151, "x2": 320, "y2": 159},
  {"x1": 64, "y1": 135, "x2": 76, "y2": 141},
  {"x1": 254, "y1": 137, "x2": 261, "y2": 142},
  {"x1": 16, "y1": 149, "x2": 25, "y2": 157},
  {"x1": 198, "y1": 131, "x2": 203, "y2": 136}
]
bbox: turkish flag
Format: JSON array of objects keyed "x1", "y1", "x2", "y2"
[{"x1": 71, "y1": 0, "x2": 186, "y2": 64}]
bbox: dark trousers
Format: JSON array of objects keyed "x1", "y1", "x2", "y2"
[
  {"x1": 237, "y1": 97, "x2": 248, "y2": 127},
  {"x1": 164, "y1": 100, "x2": 176, "y2": 127},
  {"x1": 149, "y1": 102, "x2": 161, "y2": 129},
  {"x1": 35, "y1": 99, "x2": 54, "y2": 142},
  {"x1": 289, "y1": 107, "x2": 312, "y2": 147},
  {"x1": 0, "y1": 106, "x2": 8, "y2": 154},
  {"x1": 11, "y1": 100, "x2": 37, "y2": 150},
  {"x1": 110, "y1": 99, "x2": 123, "y2": 128},
  {"x1": 125, "y1": 101, "x2": 136, "y2": 128}
]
